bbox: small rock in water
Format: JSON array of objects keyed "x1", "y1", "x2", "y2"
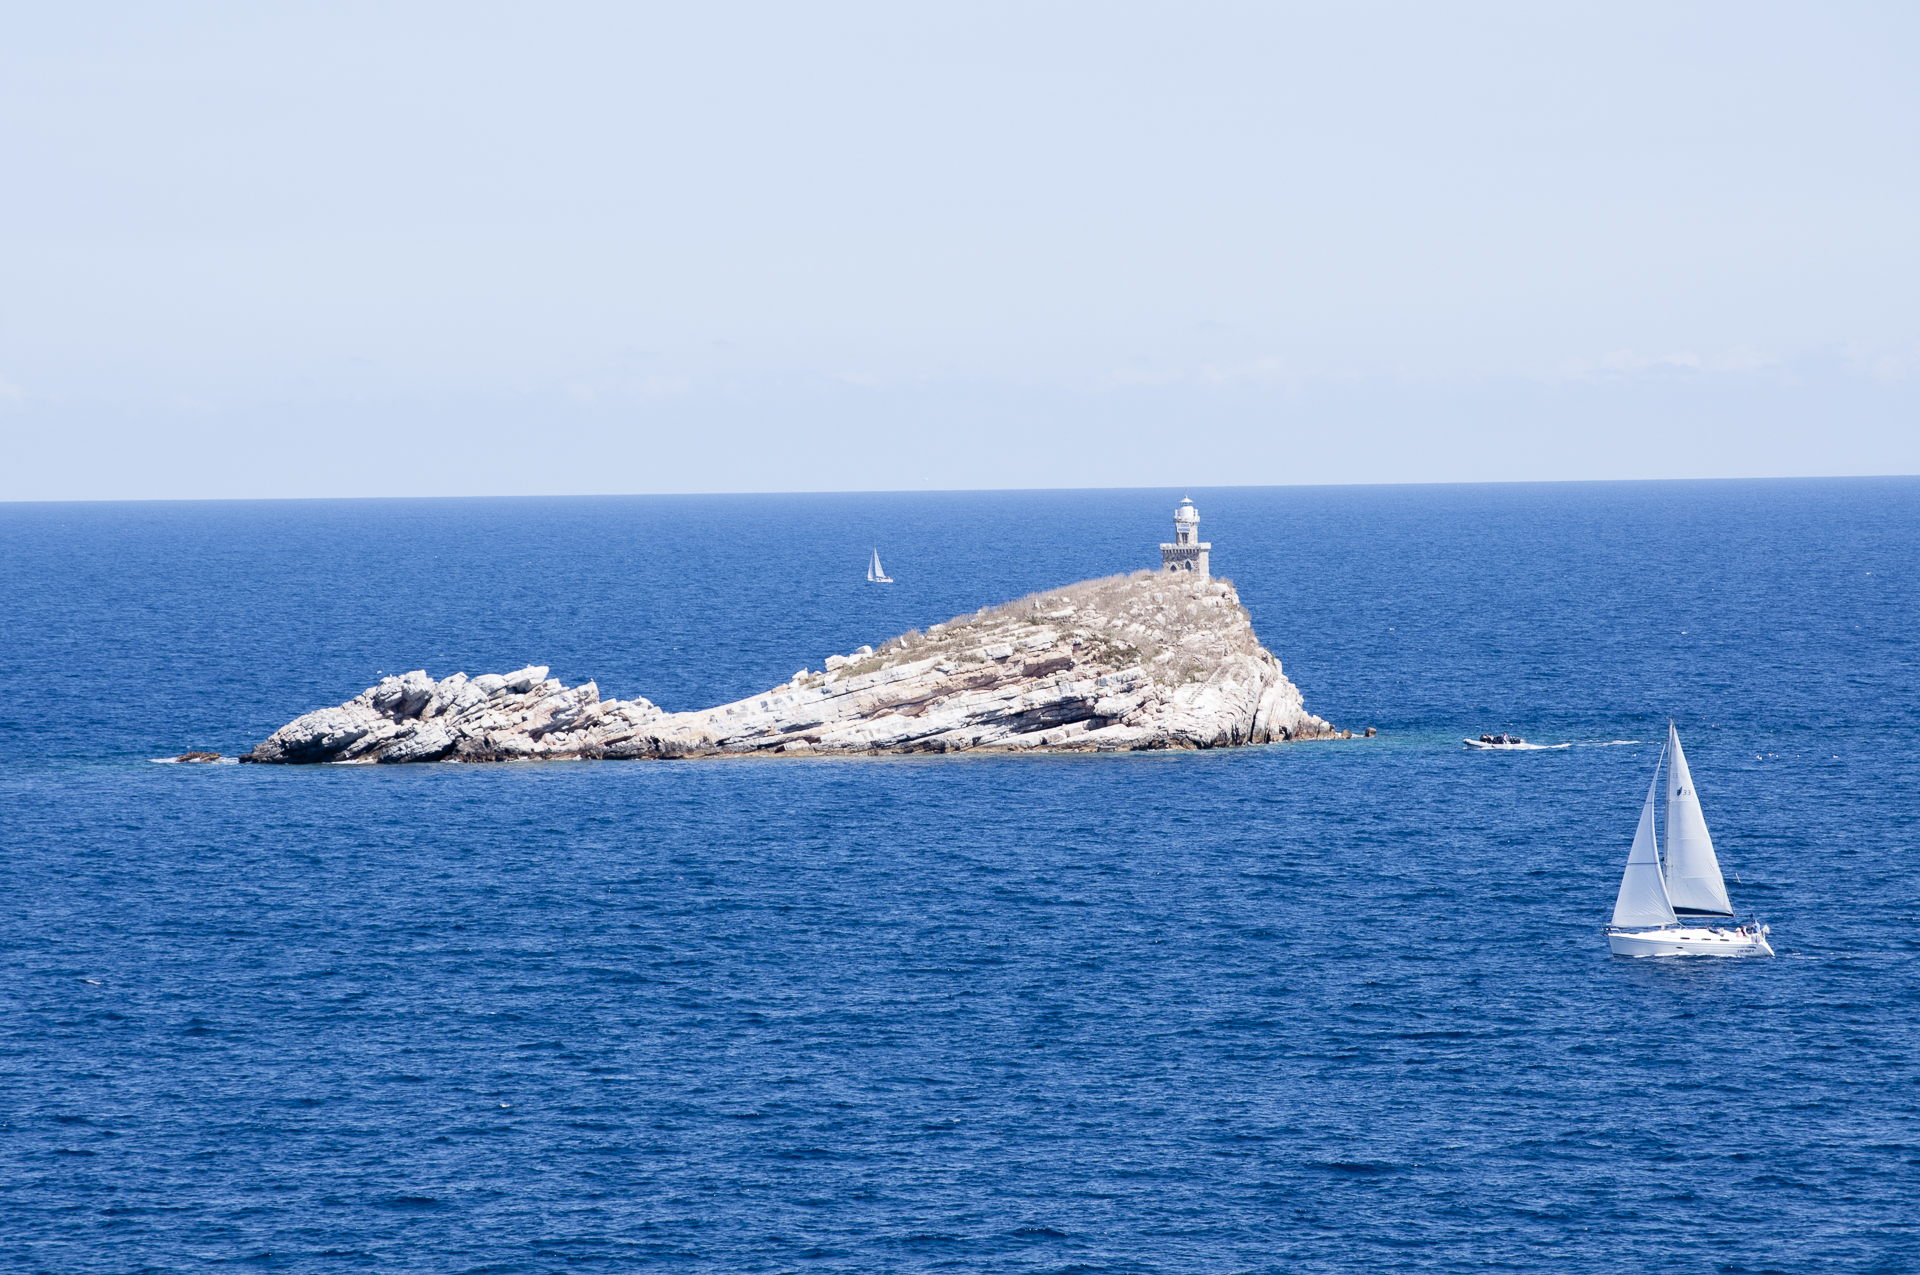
[{"x1": 173, "y1": 751, "x2": 221, "y2": 763}]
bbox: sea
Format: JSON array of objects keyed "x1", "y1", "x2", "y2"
[{"x1": 2, "y1": 479, "x2": 1916, "y2": 1274}]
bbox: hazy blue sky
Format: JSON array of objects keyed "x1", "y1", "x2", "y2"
[{"x1": 2, "y1": 3, "x2": 1915, "y2": 499}]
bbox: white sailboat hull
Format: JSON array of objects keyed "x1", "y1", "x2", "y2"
[{"x1": 1606, "y1": 925, "x2": 1774, "y2": 958}]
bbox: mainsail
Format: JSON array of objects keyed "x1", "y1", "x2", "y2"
[
  {"x1": 1612, "y1": 745, "x2": 1678, "y2": 929},
  {"x1": 867, "y1": 549, "x2": 885, "y2": 582},
  {"x1": 1663, "y1": 722, "x2": 1734, "y2": 917}
]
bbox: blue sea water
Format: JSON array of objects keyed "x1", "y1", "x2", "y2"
[{"x1": 2, "y1": 479, "x2": 1917, "y2": 1274}]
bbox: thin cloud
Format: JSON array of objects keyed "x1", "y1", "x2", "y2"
[{"x1": 1557, "y1": 347, "x2": 1779, "y2": 380}]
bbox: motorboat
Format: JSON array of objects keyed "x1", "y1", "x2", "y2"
[{"x1": 1463, "y1": 734, "x2": 1568, "y2": 750}]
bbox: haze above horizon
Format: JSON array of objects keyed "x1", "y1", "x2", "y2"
[{"x1": 3, "y1": 3, "x2": 1917, "y2": 502}]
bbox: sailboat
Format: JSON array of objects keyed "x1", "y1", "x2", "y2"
[
  {"x1": 866, "y1": 548, "x2": 893, "y2": 584},
  {"x1": 1605, "y1": 721, "x2": 1773, "y2": 957}
]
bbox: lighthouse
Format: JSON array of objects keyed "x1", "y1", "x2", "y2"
[{"x1": 1159, "y1": 497, "x2": 1210, "y2": 577}]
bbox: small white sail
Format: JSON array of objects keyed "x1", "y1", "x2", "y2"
[
  {"x1": 1612, "y1": 745, "x2": 1678, "y2": 929},
  {"x1": 1663, "y1": 722, "x2": 1734, "y2": 917},
  {"x1": 867, "y1": 548, "x2": 891, "y2": 583}
]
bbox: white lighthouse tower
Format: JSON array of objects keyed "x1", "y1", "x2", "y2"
[{"x1": 1160, "y1": 497, "x2": 1210, "y2": 577}]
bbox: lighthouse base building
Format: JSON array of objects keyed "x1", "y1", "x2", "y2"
[{"x1": 1160, "y1": 497, "x2": 1210, "y2": 577}]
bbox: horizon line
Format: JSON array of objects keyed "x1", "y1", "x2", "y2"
[{"x1": 4, "y1": 472, "x2": 1918, "y2": 507}]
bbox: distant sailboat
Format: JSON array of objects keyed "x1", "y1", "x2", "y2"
[
  {"x1": 1605, "y1": 722, "x2": 1772, "y2": 957},
  {"x1": 866, "y1": 548, "x2": 893, "y2": 584}
]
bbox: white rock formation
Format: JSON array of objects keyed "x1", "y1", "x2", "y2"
[{"x1": 242, "y1": 571, "x2": 1339, "y2": 764}]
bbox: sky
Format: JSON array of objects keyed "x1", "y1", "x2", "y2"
[{"x1": 1, "y1": 2, "x2": 1916, "y2": 500}]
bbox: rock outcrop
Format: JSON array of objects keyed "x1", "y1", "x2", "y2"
[{"x1": 242, "y1": 571, "x2": 1338, "y2": 764}]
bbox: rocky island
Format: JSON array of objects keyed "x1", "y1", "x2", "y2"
[{"x1": 242, "y1": 500, "x2": 1343, "y2": 765}]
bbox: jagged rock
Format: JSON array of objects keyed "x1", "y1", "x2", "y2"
[
  {"x1": 173, "y1": 751, "x2": 221, "y2": 762},
  {"x1": 242, "y1": 571, "x2": 1338, "y2": 764}
]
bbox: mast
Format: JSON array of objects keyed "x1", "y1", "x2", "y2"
[
  {"x1": 1662, "y1": 722, "x2": 1735, "y2": 917},
  {"x1": 1612, "y1": 744, "x2": 1678, "y2": 929}
]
